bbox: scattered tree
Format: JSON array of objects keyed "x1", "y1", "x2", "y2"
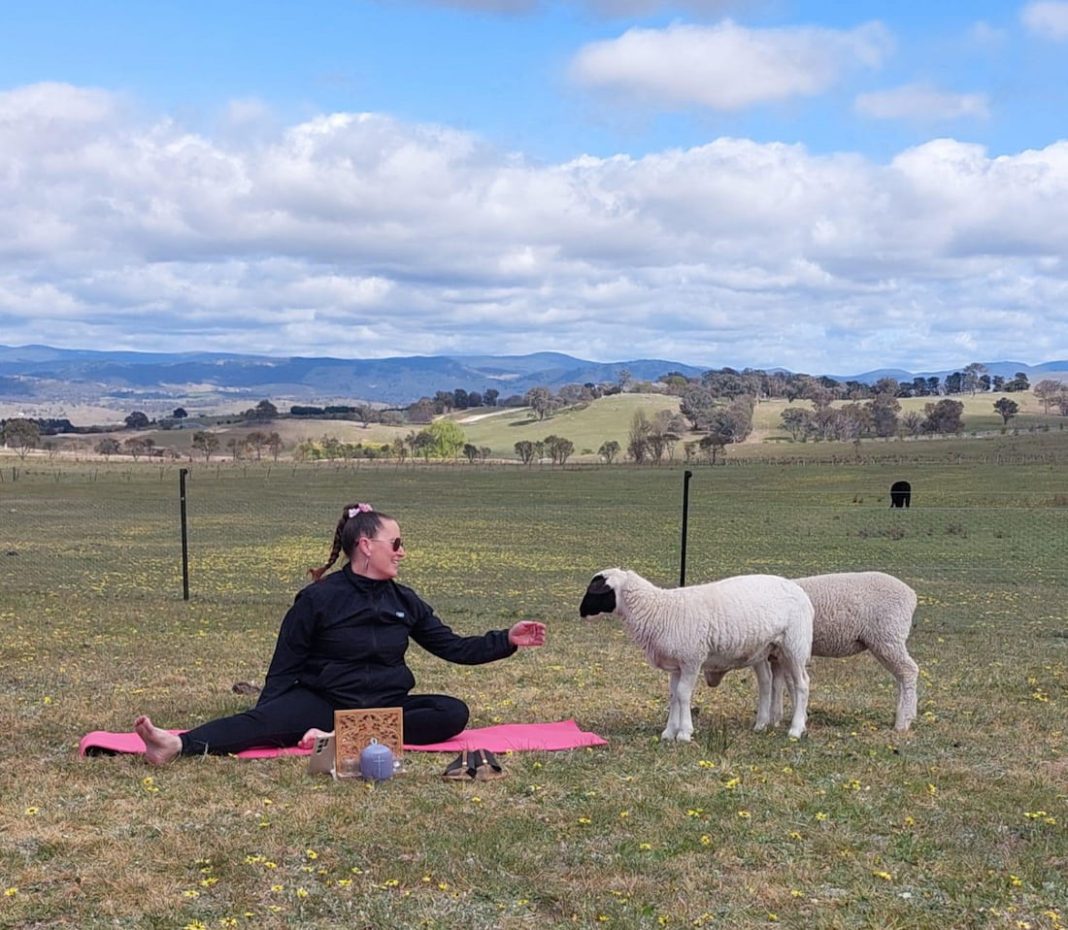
[
  {"x1": 680, "y1": 386, "x2": 717, "y2": 430},
  {"x1": 544, "y1": 435, "x2": 575, "y2": 465},
  {"x1": 922, "y1": 399, "x2": 965, "y2": 436},
  {"x1": 901, "y1": 411, "x2": 924, "y2": 437},
  {"x1": 123, "y1": 437, "x2": 148, "y2": 460},
  {"x1": 410, "y1": 429, "x2": 436, "y2": 462},
  {"x1": 407, "y1": 398, "x2": 436, "y2": 423},
  {"x1": 1004, "y1": 371, "x2": 1030, "y2": 393},
  {"x1": 598, "y1": 440, "x2": 621, "y2": 464},
  {"x1": 226, "y1": 436, "x2": 246, "y2": 461},
  {"x1": 1034, "y1": 379, "x2": 1065, "y2": 414},
  {"x1": 246, "y1": 430, "x2": 269, "y2": 460},
  {"x1": 780, "y1": 407, "x2": 808, "y2": 441},
  {"x1": 627, "y1": 410, "x2": 651, "y2": 463},
  {"x1": 2, "y1": 418, "x2": 41, "y2": 459},
  {"x1": 192, "y1": 430, "x2": 220, "y2": 461},
  {"x1": 124, "y1": 410, "x2": 150, "y2": 430},
  {"x1": 993, "y1": 397, "x2": 1019, "y2": 425},
  {"x1": 525, "y1": 387, "x2": 557, "y2": 421},
  {"x1": 963, "y1": 362, "x2": 986, "y2": 394},
  {"x1": 869, "y1": 393, "x2": 901, "y2": 438},
  {"x1": 698, "y1": 433, "x2": 727, "y2": 464},
  {"x1": 514, "y1": 440, "x2": 537, "y2": 465},
  {"x1": 95, "y1": 437, "x2": 121, "y2": 459},
  {"x1": 425, "y1": 420, "x2": 466, "y2": 459}
]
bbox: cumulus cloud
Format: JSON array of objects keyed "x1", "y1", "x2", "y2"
[
  {"x1": 569, "y1": 20, "x2": 892, "y2": 110},
  {"x1": 1, "y1": 82, "x2": 1067, "y2": 371},
  {"x1": 1022, "y1": 1, "x2": 1068, "y2": 40},
  {"x1": 855, "y1": 83, "x2": 990, "y2": 121}
]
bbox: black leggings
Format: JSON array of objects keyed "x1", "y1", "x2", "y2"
[{"x1": 179, "y1": 688, "x2": 469, "y2": 756}]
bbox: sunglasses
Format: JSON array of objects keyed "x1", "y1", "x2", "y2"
[{"x1": 366, "y1": 536, "x2": 404, "y2": 552}]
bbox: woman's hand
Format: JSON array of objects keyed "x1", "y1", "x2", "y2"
[
  {"x1": 298, "y1": 727, "x2": 334, "y2": 750},
  {"x1": 508, "y1": 620, "x2": 546, "y2": 648}
]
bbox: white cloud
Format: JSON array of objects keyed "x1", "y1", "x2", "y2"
[
  {"x1": 967, "y1": 20, "x2": 1007, "y2": 47},
  {"x1": 1, "y1": 82, "x2": 1067, "y2": 371},
  {"x1": 570, "y1": 20, "x2": 892, "y2": 110},
  {"x1": 1022, "y1": 1, "x2": 1068, "y2": 40},
  {"x1": 855, "y1": 83, "x2": 990, "y2": 121}
]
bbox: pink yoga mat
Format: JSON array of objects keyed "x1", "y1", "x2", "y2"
[{"x1": 79, "y1": 720, "x2": 607, "y2": 758}]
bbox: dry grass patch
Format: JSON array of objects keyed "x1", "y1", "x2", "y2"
[{"x1": 2, "y1": 458, "x2": 1066, "y2": 929}]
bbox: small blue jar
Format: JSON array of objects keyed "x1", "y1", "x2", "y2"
[{"x1": 359, "y1": 739, "x2": 395, "y2": 781}]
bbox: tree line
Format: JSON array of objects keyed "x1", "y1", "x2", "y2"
[{"x1": 4, "y1": 362, "x2": 1067, "y2": 463}]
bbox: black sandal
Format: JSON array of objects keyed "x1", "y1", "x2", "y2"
[
  {"x1": 442, "y1": 750, "x2": 477, "y2": 780},
  {"x1": 472, "y1": 748, "x2": 505, "y2": 781}
]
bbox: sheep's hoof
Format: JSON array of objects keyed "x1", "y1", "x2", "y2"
[{"x1": 787, "y1": 728, "x2": 806, "y2": 740}]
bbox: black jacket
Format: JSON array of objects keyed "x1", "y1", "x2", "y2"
[{"x1": 258, "y1": 564, "x2": 516, "y2": 706}]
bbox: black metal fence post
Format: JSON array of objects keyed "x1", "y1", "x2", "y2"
[
  {"x1": 680, "y1": 469, "x2": 693, "y2": 587},
  {"x1": 179, "y1": 468, "x2": 190, "y2": 601}
]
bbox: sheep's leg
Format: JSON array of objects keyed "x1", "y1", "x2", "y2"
[
  {"x1": 668, "y1": 665, "x2": 700, "y2": 742},
  {"x1": 777, "y1": 652, "x2": 810, "y2": 738},
  {"x1": 753, "y1": 659, "x2": 774, "y2": 731},
  {"x1": 662, "y1": 669, "x2": 682, "y2": 741},
  {"x1": 867, "y1": 642, "x2": 919, "y2": 730},
  {"x1": 767, "y1": 653, "x2": 786, "y2": 726}
]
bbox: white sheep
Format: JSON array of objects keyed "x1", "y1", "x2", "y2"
[
  {"x1": 725, "y1": 571, "x2": 917, "y2": 731},
  {"x1": 579, "y1": 569, "x2": 814, "y2": 740}
]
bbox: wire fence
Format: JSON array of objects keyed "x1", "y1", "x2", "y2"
[{"x1": 2, "y1": 461, "x2": 1066, "y2": 608}]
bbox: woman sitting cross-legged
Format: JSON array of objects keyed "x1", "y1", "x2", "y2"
[{"x1": 134, "y1": 501, "x2": 546, "y2": 764}]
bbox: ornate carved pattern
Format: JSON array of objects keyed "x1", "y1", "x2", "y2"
[{"x1": 333, "y1": 708, "x2": 404, "y2": 778}]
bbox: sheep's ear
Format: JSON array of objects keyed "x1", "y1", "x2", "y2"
[{"x1": 580, "y1": 574, "x2": 616, "y2": 617}]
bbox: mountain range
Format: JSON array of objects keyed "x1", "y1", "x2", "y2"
[{"x1": 1, "y1": 344, "x2": 1066, "y2": 412}]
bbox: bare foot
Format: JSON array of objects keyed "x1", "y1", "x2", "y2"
[
  {"x1": 298, "y1": 727, "x2": 334, "y2": 750},
  {"x1": 134, "y1": 715, "x2": 182, "y2": 765}
]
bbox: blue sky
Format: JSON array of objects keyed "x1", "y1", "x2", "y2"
[{"x1": 2, "y1": 0, "x2": 1068, "y2": 373}]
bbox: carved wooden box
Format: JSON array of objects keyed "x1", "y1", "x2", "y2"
[{"x1": 333, "y1": 707, "x2": 404, "y2": 778}]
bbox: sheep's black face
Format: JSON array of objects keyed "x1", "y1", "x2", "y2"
[{"x1": 579, "y1": 574, "x2": 616, "y2": 617}]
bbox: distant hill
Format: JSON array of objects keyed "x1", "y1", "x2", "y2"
[
  {"x1": 830, "y1": 361, "x2": 1068, "y2": 383},
  {"x1": 0, "y1": 345, "x2": 705, "y2": 409},
  {"x1": 1, "y1": 344, "x2": 1065, "y2": 412}
]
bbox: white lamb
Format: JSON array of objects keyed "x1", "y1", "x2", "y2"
[
  {"x1": 721, "y1": 571, "x2": 918, "y2": 731},
  {"x1": 579, "y1": 569, "x2": 814, "y2": 740}
]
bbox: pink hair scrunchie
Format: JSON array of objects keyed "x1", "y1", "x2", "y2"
[{"x1": 347, "y1": 503, "x2": 374, "y2": 519}]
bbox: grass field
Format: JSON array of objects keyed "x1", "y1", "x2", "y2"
[{"x1": 1, "y1": 443, "x2": 1066, "y2": 929}]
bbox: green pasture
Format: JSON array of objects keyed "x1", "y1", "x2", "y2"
[
  {"x1": 1, "y1": 448, "x2": 1065, "y2": 929},
  {"x1": 41, "y1": 388, "x2": 1066, "y2": 466},
  {"x1": 454, "y1": 393, "x2": 685, "y2": 458}
]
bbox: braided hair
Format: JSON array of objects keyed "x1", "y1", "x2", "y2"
[{"x1": 307, "y1": 502, "x2": 392, "y2": 581}]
